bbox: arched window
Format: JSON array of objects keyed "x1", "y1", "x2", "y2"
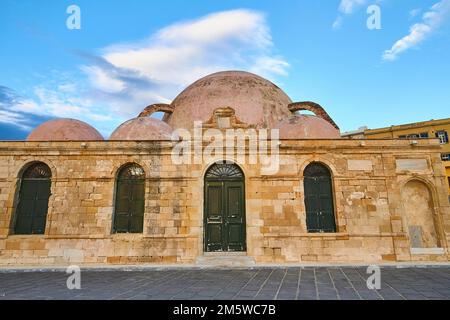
[
  {"x1": 303, "y1": 163, "x2": 336, "y2": 233},
  {"x1": 14, "y1": 162, "x2": 52, "y2": 235},
  {"x1": 113, "y1": 164, "x2": 145, "y2": 233}
]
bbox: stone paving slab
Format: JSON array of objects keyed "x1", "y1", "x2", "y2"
[{"x1": 0, "y1": 267, "x2": 449, "y2": 300}]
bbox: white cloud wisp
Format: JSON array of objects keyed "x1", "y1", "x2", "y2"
[
  {"x1": 383, "y1": 0, "x2": 450, "y2": 61},
  {"x1": 2, "y1": 9, "x2": 289, "y2": 135}
]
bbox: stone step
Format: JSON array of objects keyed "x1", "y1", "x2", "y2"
[{"x1": 196, "y1": 253, "x2": 256, "y2": 267}]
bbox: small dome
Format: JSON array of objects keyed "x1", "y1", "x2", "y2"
[
  {"x1": 274, "y1": 115, "x2": 341, "y2": 139},
  {"x1": 27, "y1": 118, "x2": 104, "y2": 141},
  {"x1": 109, "y1": 117, "x2": 173, "y2": 140},
  {"x1": 166, "y1": 71, "x2": 292, "y2": 130}
]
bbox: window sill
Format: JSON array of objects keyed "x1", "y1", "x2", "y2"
[
  {"x1": 110, "y1": 233, "x2": 144, "y2": 239},
  {"x1": 4, "y1": 235, "x2": 107, "y2": 240},
  {"x1": 264, "y1": 233, "x2": 349, "y2": 239},
  {"x1": 5, "y1": 234, "x2": 46, "y2": 239},
  {"x1": 45, "y1": 235, "x2": 106, "y2": 239},
  {"x1": 142, "y1": 234, "x2": 197, "y2": 239}
]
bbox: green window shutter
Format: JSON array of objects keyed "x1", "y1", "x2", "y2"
[
  {"x1": 113, "y1": 164, "x2": 145, "y2": 233},
  {"x1": 304, "y1": 163, "x2": 337, "y2": 233},
  {"x1": 14, "y1": 163, "x2": 52, "y2": 235}
]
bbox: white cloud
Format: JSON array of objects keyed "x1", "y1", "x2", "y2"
[
  {"x1": 250, "y1": 56, "x2": 290, "y2": 76},
  {"x1": 57, "y1": 83, "x2": 77, "y2": 93},
  {"x1": 333, "y1": 0, "x2": 387, "y2": 29},
  {"x1": 339, "y1": 0, "x2": 368, "y2": 14},
  {"x1": 2, "y1": 9, "x2": 288, "y2": 135},
  {"x1": 81, "y1": 66, "x2": 126, "y2": 93},
  {"x1": 332, "y1": 16, "x2": 344, "y2": 29},
  {"x1": 155, "y1": 10, "x2": 272, "y2": 49},
  {"x1": 333, "y1": 0, "x2": 368, "y2": 29},
  {"x1": 0, "y1": 110, "x2": 33, "y2": 131},
  {"x1": 0, "y1": 86, "x2": 46, "y2": 131},
  {"x1": 409, "y1": 8, "x2": 422, "y2": 18},
  {"x1": 83, "y1": 9, "x2": 288, "y2": 118},
  {"x1": 0, "y1": 80, "x2": 114, "y2": 136},
  {"x1": 383, "y1": 0, "x2": 450, "y2": 61},
  {"x1": 33, "y1": 87, "x2": 85, "y2": 117}
]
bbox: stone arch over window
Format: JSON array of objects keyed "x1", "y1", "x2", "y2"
[
  {"x1": 303, "y1": 162, "x2": 337, "y2": 233},
  {"x1": 401, "y1": 179, "x2": 441, "y2": 248},
  {"x1": 13, "y1": 162, "x2": 52, "y2": 235},
  {"x1": 113, "y1": 163, "x2": 145, "y2": 233}
]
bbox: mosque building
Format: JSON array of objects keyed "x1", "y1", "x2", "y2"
[{"x1": 0, "y1": 71, "x2": 449, "y2": 266}]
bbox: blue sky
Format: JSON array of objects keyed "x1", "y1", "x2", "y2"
[{"x1": 1, "y1": 0, "x2": 449, "y2": 139}]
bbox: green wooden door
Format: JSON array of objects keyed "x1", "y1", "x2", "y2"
[
  {"x1": 113, "y1": 164, "x2": 145, "y2": 233},
  {"x1": 204, "y1": 162, "x2": 246, "y2": 252},
  {"x1": 224, "y1": 181, "x2": 246, "y2": 251},
  {"x1": 304, "y1": 163, "x2": 336, "y2": 233},
  {"x1": 15, "y1": 179, "x2": 51, "y2": 235}
]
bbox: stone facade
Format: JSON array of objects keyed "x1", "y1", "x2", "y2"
[
  {"x1": 0, "y1": 138, "x2": 449, "y2": 267},
  {"x1": 344, "y1": 117, "x2": 450, "y2": 197}
]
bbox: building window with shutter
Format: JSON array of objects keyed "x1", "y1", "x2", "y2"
[
  {"x1": 436, "y1": 131, "x2": 449, "y2": 144},
  {"x1": 13, "y1": 162, "x2": 52, "y2": 235},
  {"x1": 113, "y1": 163, "x2": 145, "y2": 234},
  {"x1": 399, "y1": 133, "x2": 429, "y2": 139},
  {"x1": 303, "y1": 162, "x2": 337, "y2": 233}
]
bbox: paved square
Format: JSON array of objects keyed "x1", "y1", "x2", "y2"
[{"x1": 0, "y1": 267, "x2": 449, "y2": 300}]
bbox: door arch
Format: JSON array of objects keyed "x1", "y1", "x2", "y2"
[
  {"x1": 204, "y1": 161, "x2": 246, "y2": 252},
  {"x1": 303, "y1": 162, "x2": 337, "y2": 233}
]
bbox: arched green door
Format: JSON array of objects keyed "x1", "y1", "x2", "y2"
[{"x1": 204, "y1": 162, "x2": 246, "y2": 252}]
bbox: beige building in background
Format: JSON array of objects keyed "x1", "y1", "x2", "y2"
[{"x1": 0, "y1": 71, "x2": 449, "y2": 267}]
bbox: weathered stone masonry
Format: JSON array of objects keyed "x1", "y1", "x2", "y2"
[{"x1": 0, "y1": 138, "x2": 449, "y2": 266}]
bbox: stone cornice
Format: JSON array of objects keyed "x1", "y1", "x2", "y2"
[{"x1": 0, "y1": 139, "x2": 442, "y2": 155}]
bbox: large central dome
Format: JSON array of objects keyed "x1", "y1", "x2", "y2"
[
  {"x1": 165, "y1": 71, "x2": 293, "y2": 129},
  {"x1": 103, "y1": 70, "x2": 341, "y2": 140},
  {"x1": 26, "y1": 71, "x2": 341, "y2": 142}
]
